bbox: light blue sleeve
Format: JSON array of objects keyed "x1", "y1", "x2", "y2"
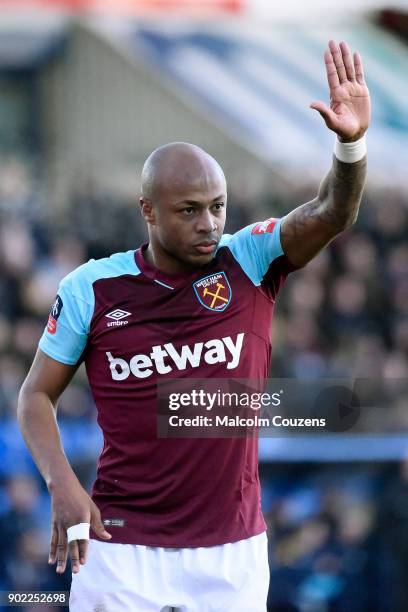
[
  {"x1": 38, "y1": 250, "x2": 140, "y2": 365},
  {"x1": 38, "y1": 266, "x2": 94, "y2": 365},
  {"x1": 218, "y1": 217, "x2": 285, "y2": 286}
]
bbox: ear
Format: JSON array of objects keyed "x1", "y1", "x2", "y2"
[{"x1": 139, "y1": 197, "x2": 156, "y2": 225}]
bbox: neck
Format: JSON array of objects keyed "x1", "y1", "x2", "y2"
[{"x1": 144, "y1": 243, "x2": 197, "y2": 275}]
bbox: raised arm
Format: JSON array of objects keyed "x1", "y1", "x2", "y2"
[{"x1": 281, "y1": 40, "x2": 371, "y2": 268}]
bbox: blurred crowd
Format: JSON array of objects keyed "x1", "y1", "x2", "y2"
[
  {"x1": 1, "y1": 153, "x2": 408, "y2": 611},
  {"x1": 271, "y1": 185, "x2": 408, "y2": 383},
  {"x1": 262, "y1": 459, "x2": 408, "y2": 612}
]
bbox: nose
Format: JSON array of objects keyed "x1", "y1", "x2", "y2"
[{"x1": 195, "y1": 209, "x2": 216, "y2": 234}]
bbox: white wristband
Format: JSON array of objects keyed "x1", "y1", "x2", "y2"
[
  {"x1": 334, "y1": 135, "x2": 367, "y2": 163},
  {"x1": 67, "y1": 522, "x2": 90, "y2": 543}
]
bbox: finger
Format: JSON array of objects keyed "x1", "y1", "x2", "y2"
[
  {"x1": 340, "y1": 41, "x2": 355, "y2": 81},
  {"x1": 354, "y1": 51, "x2": 365, "y2": 84},
  {"x1": 56, "y1": 528, "x2": 68, "y2": 574},
  {"x1": 329, "y1": 40, "x2": 348, "y2": 84},
  {"x1": 90, "y1": 505, "x2": 111, "y2": 540},
  {"x1": 49, "y1": 523, "x2": 58, "y2": 564},
  {"x1": 324, "y1": 49, "x2": 340, "y2": 90},
  {"x1": 69, "y1": 540, "x2": 80, "y2": 574},
  {"x1": 310, "y1": 101, "x2": 339, "y2": 129},
  {"x1": 78, "y1": 539, "x2": 89, "y2": 565}
]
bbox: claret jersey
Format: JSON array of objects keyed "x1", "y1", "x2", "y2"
[{"x1": 39, "y1": 218, "x2": 293, "y2": 547}]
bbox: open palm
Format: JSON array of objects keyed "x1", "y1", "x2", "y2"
[{"x1": 311, "y1": 40, "x2": 371, "y2": 142}]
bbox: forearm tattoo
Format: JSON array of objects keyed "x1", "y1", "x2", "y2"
[{"x1": 316, "y1": 155, "x2": 367, "y2": 229}]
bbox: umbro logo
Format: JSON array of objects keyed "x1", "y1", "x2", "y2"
[
  {"x1": 105, "y1": 309, "x2": 131, "y2": 328},
  {"x1": 106, "y1": 309, "x2": 131, "y2": 321}
]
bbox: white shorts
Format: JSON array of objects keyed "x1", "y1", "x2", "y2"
[{"x1": 69, "y1": 532, "x2": 269, "y2": 611}]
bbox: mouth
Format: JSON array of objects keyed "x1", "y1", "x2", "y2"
[{"x1": 193, "y1": 240, "x2": 218, "y2": 255}]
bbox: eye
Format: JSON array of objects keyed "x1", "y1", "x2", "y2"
[
  {"x1": 182, "y1": 207, "x2": 195, "y2": 215},
  {"x1": 213, "y1": 202, "x2": 225, "y2": 211}
]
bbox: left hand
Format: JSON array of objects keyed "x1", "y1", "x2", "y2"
[{"x1": 310, "y1": 40, "x2": 371, "y2": 142}]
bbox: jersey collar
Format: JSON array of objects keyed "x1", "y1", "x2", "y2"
[{"x1": 135, "y1": 243, "x2": 214, "y2": 289}]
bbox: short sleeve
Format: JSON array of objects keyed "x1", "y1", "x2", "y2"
[
  {"x1": 221, "y1": 216, "x2": 290, "y2": 274},
  {"x1": 217, "y1": 217, "x2": 295, "y2": 300},
  {"x1": 38, "y1": 274, "x2": 93, "y2": 366}
]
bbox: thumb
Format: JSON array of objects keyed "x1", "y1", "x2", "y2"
[
  {"x1": 90, "y1": 506, "x2": 111, "y2": 540},
  {"x1": 310, "y1": 101, "x2": 338, "y2": 127}
]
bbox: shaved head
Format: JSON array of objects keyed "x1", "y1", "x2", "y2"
[
  {"x1": 139, "y1": 142, "x2": 227, "y2": 274},
  {"x1": 141, "y1": 142, "x2": 226, "y2": 203}
]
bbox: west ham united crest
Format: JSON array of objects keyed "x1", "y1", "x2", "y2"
[{"x1": 193, "y1": 272, "x2": 232, "y2": 312}]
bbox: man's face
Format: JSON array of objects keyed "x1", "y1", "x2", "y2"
[{"x1": 141, "y1": 161, "x2": 227, "y2": 269}]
